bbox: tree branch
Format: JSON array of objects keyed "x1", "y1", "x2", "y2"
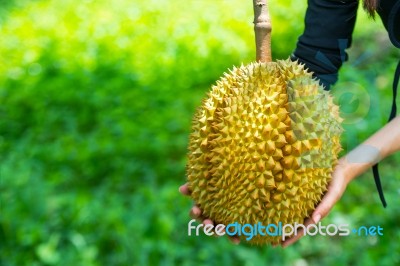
[{"x1": 253, "y1": 0, "x2": 272, "y2": 63}]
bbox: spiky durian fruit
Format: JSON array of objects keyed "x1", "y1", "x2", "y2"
[{"x1": 187, "y1": 59, "x2": 342, "y2": 245}]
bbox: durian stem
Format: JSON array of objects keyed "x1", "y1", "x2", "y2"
[{"x1": 253, "y1": 0, "x2": 272, "y2": 63}]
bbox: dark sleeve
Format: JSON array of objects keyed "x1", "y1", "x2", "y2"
[
  {"x1": 291, "y1": 0, "x2": 359, "y2": 90},
  {"x1": 377, "y1": 0, "x2": 400, "y2": 48}
]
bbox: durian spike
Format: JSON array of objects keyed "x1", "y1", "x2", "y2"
[{"x1": 253, "y1": 0, "x2": 272, "y2": 63}]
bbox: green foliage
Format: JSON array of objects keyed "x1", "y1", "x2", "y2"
[{"x1": 0, "y1": 0, "x2": 399, "y2": 265}]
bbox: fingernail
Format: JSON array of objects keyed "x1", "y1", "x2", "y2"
[
  {"x1": 313, "y1": 213, "x2": 321, "y2": 224},
  {"x1": 232, "y1": 238, "x2": 240, "y2": 245},
  {"x1": 192, "y1": 208, "x2": 200, "y2": 217}
]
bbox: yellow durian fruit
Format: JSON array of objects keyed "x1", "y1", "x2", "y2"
[{"x1": 186, "y1": 59, "x2": 342, "y2": 245}]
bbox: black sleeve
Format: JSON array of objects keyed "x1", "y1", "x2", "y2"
[
  {"x1": 378, "y1": 0, "x2": 400, "y2": 48},
  {"x1": 291, "y1": 0, "x2": 359, "y2": 90}
]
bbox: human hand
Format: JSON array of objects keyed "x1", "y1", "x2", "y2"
[
  {"x1": 180, "y1": 157, "x2": 352, "y2": 247},
  {"x1": 180, "y1": 158, "x2": 350, "y2": 247},
  {"x1": 281, "y1": 158, "x2": 350, "y2": 247},
  {"x1": 179, "y1": 183, "x2": 241, "y2": 244}
]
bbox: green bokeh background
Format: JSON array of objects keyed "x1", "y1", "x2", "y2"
[{"x1": 0, "y1": 0, "x2": 399, "y2": 265}]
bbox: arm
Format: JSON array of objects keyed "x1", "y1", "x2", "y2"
[
  {"x1": 282, "y1": 116, "x2": 400, "y2": 247},
  {"x1": 344, "y1": 115, "x2": 400, "y2": 181},
  {"x1": 292, "y1": 0, "x2": 358, "y2": 89}
]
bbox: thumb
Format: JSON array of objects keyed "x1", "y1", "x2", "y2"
[{"x1": 312, "y1": 187, "x2": 343, "y2": 223}]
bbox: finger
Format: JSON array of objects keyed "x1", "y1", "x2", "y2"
[
  {"x1": 281, "y1": 217, "x2": 315, "y2": 248},
  {"x1": 304, "y1": 217, "x2": 316, "y2": 227},
  {"x1": 228, "y1": 235, "x2": 240, "y2": 245},
  {"x1": 312, "y1": 187, "x2": 341, "y2": 222},
  {"x1": 281, "y1": 228, "x2": 304, "y2": 248},
  {"x1": 179, "y1": 183, "x2": 191, "y2": 196},
  {"x1": 189, "y1": 205, "x2": 202, "y2": 220},
  {"x1": 210, "y1": 223, "x2": 226, "y2": 238},
  {"x1": 218, "y1": 225, "x2": 240, "y2": 244},
  {"x1": 203, "y1": 219, "x2": 214, "y2": 226}
]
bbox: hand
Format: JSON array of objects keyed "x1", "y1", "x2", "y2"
[
  {"x1": 281, "y1": 116, "x2": 400, "y2": 247},
  {"x1": 281, "y1": 158, "x2": 350, "y2": 247},
  {"x1": 179, "y1": 183, "x2": 241, "y2": 244},
  {"x1": 180, "y1": 158, "x2": 350, "y2": 247}
]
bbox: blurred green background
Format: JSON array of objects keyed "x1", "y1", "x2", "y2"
[{"x1": 0, "y1": 0, "x2": 399, "y2": 265}]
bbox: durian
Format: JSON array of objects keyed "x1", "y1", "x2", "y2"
[
  {"x1": 187, "y1": 59, "x2": 342, "y2": 245},
  {"x1": 186, "y1": 1, "x2": 342, "y2": 245}
]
